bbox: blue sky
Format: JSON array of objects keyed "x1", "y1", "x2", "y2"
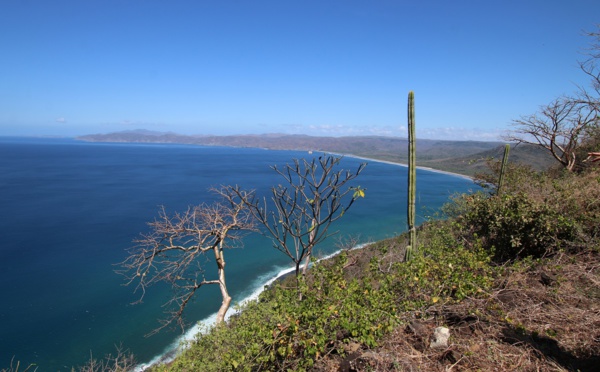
[{"x1": 1, "y1": 0, "x2": 598, "y2": 140}]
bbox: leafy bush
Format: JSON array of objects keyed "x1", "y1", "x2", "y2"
[
  {"x1": 474, "y1": 160, "x2": 548, "y2": 196},
  {"x1": 166, "y1": 252, "x2": 399, "y2": 371},
  {"x1": 392, "y1": 221, "x2": 496, "y2": 307},
  {"x1": 452, "y1": 191, "x2": 576, "y2": 261},
  {"x1": 553, "y1": 169, "x2": 600, "y2": 241},
  {"x1": 453, "y1": 165, "x2": 600, "y2": 261}
]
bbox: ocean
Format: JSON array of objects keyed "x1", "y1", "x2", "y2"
[{"x1": 0, "y1": 137, "x2": 478, "y2": 371}]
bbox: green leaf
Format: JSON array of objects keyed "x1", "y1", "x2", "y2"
[{"x1": 353, "y1": 186, "x2": 366, "y2": 199}]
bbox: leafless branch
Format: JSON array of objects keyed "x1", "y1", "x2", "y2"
[
  {"x1": 117, "y1": 187, "x2": 256, "y2": 335},
  {"x1": 505, "y1": 26, "x2": 600, "y2": 172},
  {"x1": 578, "y1": 25, "x2": 600, "y2": 99},
  {"x1": 227, "y1": 154, "x2": 366, "y2": 279},
  {"x1": 77, "y1": 344, "x2": 135, "y2": 372},
  {"x1": 504, "y1": 96, "x2": 598, "y2": 171}
]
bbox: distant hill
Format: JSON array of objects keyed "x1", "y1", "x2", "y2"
[
  {"x1": 418, "y1": 143, "x2": 556, "y2": 176},
  {"x1": 76, "y1": 131, "x2": 555, "y2": 176}
]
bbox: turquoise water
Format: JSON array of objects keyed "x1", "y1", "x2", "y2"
[{"x1": 0, "y1": 137, "x2": 477, "y2": 370}]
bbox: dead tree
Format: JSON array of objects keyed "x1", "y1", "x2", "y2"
[
  {"x1": 229, "y1": 154, "x2": 366, "y2": 278},
  {"x1": 506, "y1": 26, "x2": 600, "y2": 171},
  {"x1": 505, "y1": 96, "x2": 598, "y2": 171},
  {"x1": 578, "y1": 26, "x2": 600, "y2": 102},
  {"x1": 118, "y1": 187, "x2": 256, "y2": 335}
]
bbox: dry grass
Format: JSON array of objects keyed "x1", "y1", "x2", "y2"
[{"x1": 313, "y1": 249, "x2": 600, "y2": 371}]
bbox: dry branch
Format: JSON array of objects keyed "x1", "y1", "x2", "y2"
[{"x1": 118, "y1": 187, "x2": 256, "y2": 335}]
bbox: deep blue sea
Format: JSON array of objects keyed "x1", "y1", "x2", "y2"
[{"x1": 0, "y1": 137, "x2": 478, "y2": 371}]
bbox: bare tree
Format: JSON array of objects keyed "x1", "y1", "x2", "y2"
[
  {"x1": 229, "y1": 154, "x2": 366, "y2": 278},
  {"x1": 505, "y1": 26, "x2": 600, "y2": 171},
  {"x1": 118, "y1": 187, "x2": 256, "y2": 334},
  {"x1": 77, "y1": 345, "x2": 135, "y2": 372},
  {"x1": 578, "y1": 25, "x2": 600, "y2": 101},
  {"x1": 505, "y1": 96, "x2": 598, "y2": 171},
  {"x1": 578, "y1": 26, "x2": 600, "y2": 165}
]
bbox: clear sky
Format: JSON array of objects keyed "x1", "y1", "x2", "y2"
[{"x1": 1, "y1": 0, "x2": 598, "y2": 140}]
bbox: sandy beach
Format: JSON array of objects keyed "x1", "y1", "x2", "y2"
[{"x1": 336, "y1": 152, "x2": 476, "y2": 181}]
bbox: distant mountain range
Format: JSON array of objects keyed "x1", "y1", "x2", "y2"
[{"x1": 76, "y1": 130, "x2": 555, "y2": 176}]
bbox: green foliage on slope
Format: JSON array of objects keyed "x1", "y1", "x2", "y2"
[
  {"x1": 154, "y1": 161, "x2": 599, "y2": 371},
  {"x1": 160, "y1": 223, "x2": 497, "y2": 371}
]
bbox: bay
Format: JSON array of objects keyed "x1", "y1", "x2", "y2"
[{"x1": 0, "y1": 137, "x2": 477, "y2": 371}]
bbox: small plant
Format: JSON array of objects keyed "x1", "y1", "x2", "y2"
[{"x1": 393, "y1": 220, "x2": 497, "y2": 306}]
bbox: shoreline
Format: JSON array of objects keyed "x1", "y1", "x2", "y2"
[
  {"x1": 334, "y1": 152, "x2": 475, "y2": 181},
  {"x1": 134, "y1": 244, "x2": 370, "y2": 371},
  {"x1": 135, "y1": 265, "x2": 296, "y2": 371},
  {"x1": 2, "y1": 137, "x2": 478, "y2": 371},
  {"x1": 70, "y1": 137, "x2": 477, "y2": 181}
]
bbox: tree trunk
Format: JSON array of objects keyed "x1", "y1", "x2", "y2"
[
  {"x1": 566, "y1": 154, "x2": 576, "y2": 172},
  {"x1": 301, "y1": 218, "x2": 318, "y2": 277},
  {"x1": 216, "y1": 287, "x2": 231, "y2": 324},
  {"x1": 301, "y1": 252, "x2": 311, "y2": 277},
  {"x1": 214, "y1": 242, "x2": 231, "y2": 324}
]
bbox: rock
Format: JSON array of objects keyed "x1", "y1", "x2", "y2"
[
  {"x1": 343, "y1": 342, "x2": 362, "y2": 354},
  {"x1": 430, "y1": 326, "x2": 450, "y2": 349},
  {"x1": 442, "y1": 349, "x2": 462, "y2": 363},
  {"x1": 407, "y1": 320, "x2": 429, "y2": 338},
  {"x1": 339, "y1": 342, "x2": 363, "y2": 372},
  {"x1": 540, "y1": 271, "x2": 557, "y2": 286}
]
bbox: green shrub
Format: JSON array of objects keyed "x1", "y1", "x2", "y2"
[
  {"x1": 552, "y1": 169, "x2": 600, "y2": 240},
  {"x1": 162, "y1": 231, "x2": 499, "y2": 372},
  {"x1": 455, "y1": 191, "x2": 577, "y2": 261},
  {"x1": 164, "y1": 251, "x2": 400, "y2": 371},
  {"x1": 392, "y1": 221, "x2": 496, "y2": 306},
  {"x1": 456, "y1": 164, "x2": 600, "y2": 262}
]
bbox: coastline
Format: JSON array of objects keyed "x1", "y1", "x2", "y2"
[
  {"x1": 71, "y1": 136, "x2": 480, "y2": 181},
  {"x1": 135, "y1": 265, "x2": 296, "y2": 371},
  {"x1": 134, "y1": 244, "x2": 370, "y2": 371},
  {"x1": 336, "y1": 152, "x2": 475, "y2": 181}
]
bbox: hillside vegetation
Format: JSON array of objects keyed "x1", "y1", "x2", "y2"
[{"x1": 140, "y1": 157, "x2": 599, "y2": 371}]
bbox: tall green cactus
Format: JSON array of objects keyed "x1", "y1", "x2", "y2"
[
  {"x1": 497, "y1": 144, "x2": 510, "y2": 194},
  {"x1": 405, "y1": 91, "x2": 417, "y2": 261}
]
